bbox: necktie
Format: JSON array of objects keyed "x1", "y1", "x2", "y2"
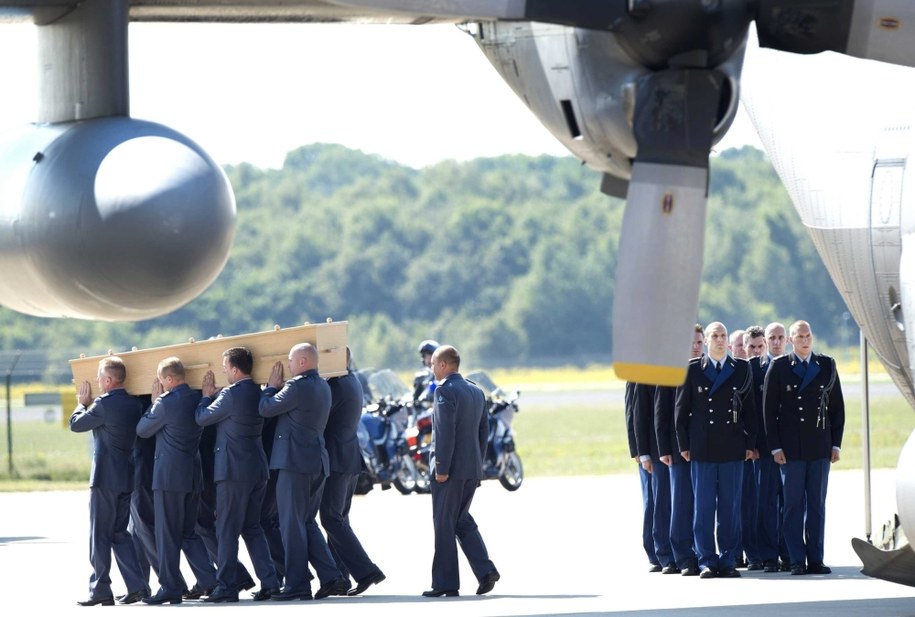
[{"x1": 716, "y1": 362, "x2": 722, "y2": 374}]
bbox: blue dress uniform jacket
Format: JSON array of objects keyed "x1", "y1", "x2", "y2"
[
  {"x1": 137, "y1": 384, "x2": 205, "y2": 492},
  {"x1": 70, "y1": 388, "x2": 147, "y2": 600},
  {"x1": 431, "y1": 373, "x2": 487, "y2": 480},
  {"x1": 429, "y1": 372, "x2": 496, "y2": 592},
  {"x1": 325, "y1": 371, "x2": 365, "y2": 475},
  {"x1": 71, "y1": 389, "x2": 143, "y2": 492},
  {"x1": 259, "y1": 368, "x2": 340, "y2": 593},
  {"x1": 259, "y1": 369, "x2": 331, "y2": 476},
  {"x1": 675, "y1": 356, "x2": 757, "y2": 462},
  {"x1": 763, "y1": 352, "x2": 845, "y2": 460},
  {"x1": 196, "y1": 378, "x2": 269, "y2": 483}
]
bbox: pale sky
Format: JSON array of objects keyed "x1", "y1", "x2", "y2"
[{"x1": 0, "y1": 21, "x2": 763, "y2": 170}]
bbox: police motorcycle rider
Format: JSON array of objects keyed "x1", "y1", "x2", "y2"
[{"x1": 412, "y1": 340, "x2": 439, "y2": 406}]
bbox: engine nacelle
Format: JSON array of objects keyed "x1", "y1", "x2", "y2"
[
  {"x1": 472, "y1": 22, "x2": 745, "y2": 189},
  {"x1": 0, "y1": 117, "x2": 235, "y2": 320}
]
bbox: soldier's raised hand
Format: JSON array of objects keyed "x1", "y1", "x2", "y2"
[
  {"x1": 268, "y1": 361, "x2": 285, "y2": 389},
  {"x1": 202, "y1": 370, "x2": 218, "y2": 398},
  {"x1": 77, "y1": 380, "x2": 93, "y2": 407}
]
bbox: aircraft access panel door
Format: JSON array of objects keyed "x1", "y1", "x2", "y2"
[{"x1": 870, "y1": 159, "x2": 906, "y2": 348}]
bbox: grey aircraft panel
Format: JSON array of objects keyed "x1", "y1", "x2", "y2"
[{"x1": 1, "y1": 0, "x2": 466, "y2": 24}]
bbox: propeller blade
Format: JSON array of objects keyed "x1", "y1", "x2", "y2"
[
  {"x1": 612, "y1": 163, "x2": 708, "y2": 386},
  {"x1": 756, "y1": 0, "x2": 915, "y2": 69},
  {"x1": 329, "y1": 0, "x2": 629, "y2": 29},
  {"x1": 612, "y1": 67, "x2": 725, "y2": 386}
]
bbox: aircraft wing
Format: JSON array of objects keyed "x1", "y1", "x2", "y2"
[{"x1": 1, "y1": 0, "x2": 627, "y2": 25}]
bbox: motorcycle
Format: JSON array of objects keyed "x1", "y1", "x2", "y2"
[
  {"x1": 354, "y1": 369, "x2": 419, "y2": 495},
  {"x1": 408, "y1": 370, "x2": 523, "y2": 492}
]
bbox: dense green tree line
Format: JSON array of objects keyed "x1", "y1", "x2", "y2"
[{"x1": 0, "y1": 144, "x2": 846, "y2": 375}]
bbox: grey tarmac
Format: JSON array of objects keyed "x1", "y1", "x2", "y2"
[{"x1": 2, "y1": 469, "x2": 913, "y2": 615}]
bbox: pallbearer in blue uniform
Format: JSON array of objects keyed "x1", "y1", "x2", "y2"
[
  {"x1": 320, "y1": 347, "x2": 386, "y2": 596},
  {"x1": 675, "y1": 322, "x2": 756, "y2": 579},
  {"x1": 136, "y1": 357, "x2": 217, "y2": 604},
  {"x1": 763, "y1": 320, "x2": 844, "y2": 575},
  {"x1": 71, "y1": 356, "x2": 148, "y2": 606},
  {"x1": 654, "y1": 324, "x2": 705, "y2": 576},
  {"x1": 260, "y1": 342, "x2": 349, "y2": 601},
  {"x1": 195, "y1": 347, "x2": 281, "y2": 602}
]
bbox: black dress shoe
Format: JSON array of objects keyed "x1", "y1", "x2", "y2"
[
  {"x1": 422, "y1": 589, "x2": 459, "y2": 597},
  {"x1": 780, "y1": 560, "x2": 792, "y2": 572},
  {"x1": 182, "y1": 584, "x2": 212, "y2": 600},
  {"x1": 719, "y1": 568, "x2": 741, "y2": 578},
  {"x1": 348, "y1": 570, "x2": 386, "y2": 596},
  {"x1": 315, "y1": 578, "x2": 350, "y2": 600},
  {"x1": 648, "y1": 563, "x2": 663, "y2": 573},
  {"x1": 681, "y1": 566, "x2": 700, "y2": 576},
  {"x1": 252, "y1": 587, "x2": 280, "y2": 601},
  {"x1": 699, "y1": 568, "x2": 716, "y2": 579},
  {"x1": 662, "y1": 565, "x2": 681, "y2": 574},
  {"x1": 203, "y1": 586, "x2": 239, "y2": 603},
  {"x1": 790, "y1": 564, "x2": 807, "y2": 575},
  {"x1": 807, "y1": 563, "x2": 832, "y2": 574},
  {"x1": 763, "y1": 560, "x2": 780, "y2": 573},
  {"x1": 271, "y1": 588, "x2": 313, "y2": 601},
  {"x1": 142, "y1": 591, "x2": 183, "y2": 605},
  {"x1": 237, "y1": 578, "x2": 256, "y2": 592},
  {"x1": 76, "y1": 596, "x2": 114, "y2": 606},
  {"x1": 747, "y1": 562, "x2": 764, "y2": 571},
  {"x1": 117, "y1": 590, "x2": 148, "y2": 605},
  {"x1": 476, "y1": 570, "x2": 500, "y2": 595}
]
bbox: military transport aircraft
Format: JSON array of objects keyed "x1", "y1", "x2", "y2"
[{"x1": 3, "y1": 0, "x2": 915, "y2": 583}]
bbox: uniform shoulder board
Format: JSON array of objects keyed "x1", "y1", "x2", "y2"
[{"x1": 687, "y1": 357, "x2": 702, "y2": 366}]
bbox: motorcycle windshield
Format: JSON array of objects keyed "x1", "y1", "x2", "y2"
[
  {"x1": 366, "y1": 369, "x2": 412, "y2": 403},
  {"x1": 465, "y1": 370, "x2": 503, "y2": 400}
]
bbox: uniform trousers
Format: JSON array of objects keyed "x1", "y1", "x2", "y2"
[
  {"x1": 260, "y1": 470, "x2": 285, "y2": 581},
  {"x1": 781, "y1": 458, "x2": 830, "y2": 566},
  {"x1": 214, "y1": 479, "x2": 280, "y2": 591},
  {"x1": 639, "y1": 464, "x2": 658, "y2": 565},
  {"x1": 740, "y1": 459, "x2": 760, "y2": 564},
  {"x1": 430, "y1": 478, "x2": 496, "y2": 591},
  {"x1": 152, "y1": 489, "x2": 216, "y2": 596},
  {"x1": 755, "y1": 455, "x2": 782, "y2": 563},
  {"x1": 275, "y1": 470, "x2": 340, "y2": 592},
  {"x1": 668, "y1": 462, "x2": 697, "y2": 569},
  {"x1": 649, "y1": 459, "x2": 674, "y2": 567},
  {"x1": 129, "y1": 484, "x2": 158, "y2": 584},
  {"x1": 320, "y1": 471, "x2": 381, "y2": 582},
  {"x1": 87, "y1": 487, "x2": 147, "y2": 599},
  {"x1": 691, "y1": 460, "x2": 743, "y2": 571}
]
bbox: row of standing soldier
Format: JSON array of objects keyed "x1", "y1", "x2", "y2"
[{"x1": 627, "y1": 320, "x2": 845, "y2": 579}]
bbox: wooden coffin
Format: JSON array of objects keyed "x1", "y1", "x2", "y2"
[{"x1": 69, "y1": 320, "x2": 348, "y2": 396}]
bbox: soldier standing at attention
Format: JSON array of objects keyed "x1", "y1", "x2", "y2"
[
  {"x1": 764, "y1": 320, "x2": 844, "y2": 575},
  {"x1": 676, "y1": 322, "x2": 756, "y2": 579}
]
